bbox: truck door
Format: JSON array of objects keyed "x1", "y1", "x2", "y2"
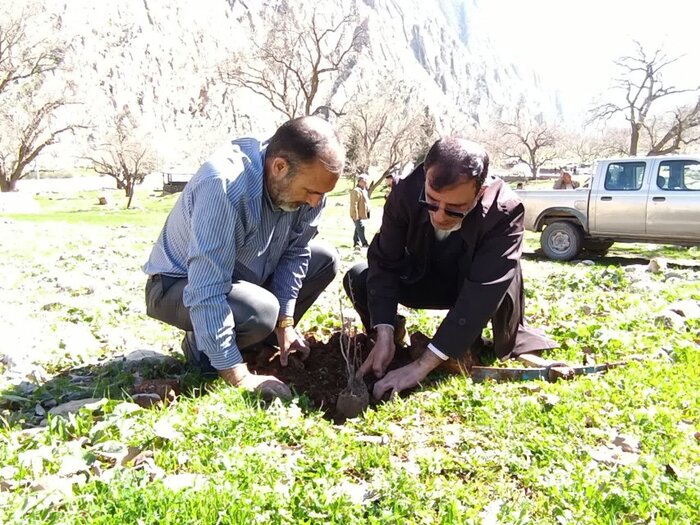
[
  {"x1": 591, "y1": 161, "x2": 648, "y2": 235},
  {"x1": 646, "y1": 159, "x2": 700, "y2": 239}
]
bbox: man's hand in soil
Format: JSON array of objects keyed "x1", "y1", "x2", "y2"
[
  {"x1": 219, "y1": 363, "x2": 292, "y2": 400},
  {"x1": 275, "y1": 326, "x2": 310, "y2": 367},
  {"x1": 358, "y1": 325, "x2": 395, "y2": 378},
  {"x1": 372, "y1": 348, "x2": 442, "y2": 400}
]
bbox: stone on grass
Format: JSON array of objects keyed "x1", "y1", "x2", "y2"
[
  {"x1": 668, "y1": 300, "x2": 700, "y2": 320},
  {"x1": 612, "y1": 434, "x2": 640, "y2": 453},
  {"x1": 122, "y1": 349, "x2": 180, "y2": 369},
  {"x1": 132, "y1": 393, "x2": 163, "y2": 408},
  {"x1": 48, "y1": 398, "x2": 105, "y2": 418},
  {"x1": 654, "y1": 311, "x2": 686, "y2": 330}
]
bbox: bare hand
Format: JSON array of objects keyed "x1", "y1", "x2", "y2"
[
  {"x1": 358, "y1": 326, "x2": 396, "y2": 378},
  {"x1": 275, "y1": 326, "x2": 310, "y2": 367},
  {"x1": 219, "y1": 364, "x2": 292, "y2": 400},
  {"x1": 372, "y1": 350, "x2": 443, "y2": 400}
]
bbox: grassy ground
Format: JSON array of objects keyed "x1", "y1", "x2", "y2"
[{"x1": 0, "y1": 178, "x2": 698, "y2": 524}]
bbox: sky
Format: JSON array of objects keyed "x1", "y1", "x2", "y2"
[{"x1": 476, "y1": 0, "x2": 700, "y2": 121}]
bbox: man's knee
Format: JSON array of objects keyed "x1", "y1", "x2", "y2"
[
  {"x1": 227, "y1": 282, "x2": 279, "y2": 347},
  {"x1": 343, "y1": 262, "x2": 368, "y2": 304},
  {"x1": 308, "y1": 239, "x2": 339, "y2": 283}
]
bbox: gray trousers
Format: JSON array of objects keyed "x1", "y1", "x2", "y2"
[{"x1": 145, "y1": 240, "x2": 338, "y2": 361}]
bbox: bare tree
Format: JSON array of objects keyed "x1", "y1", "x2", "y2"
[
  {"x1": 84, "y1": 110, "x2": 158, "y2": 209},
  {"x1": 495, "y1": 104, "x2": 558, "y2": 179},
  {"x1": 561, "y1": 128, "x2": 627, "y2": 166},
  {"x1": 589, "y1": 42, "x2": 700, "y2": 155},
  {"x1": 0, "y1": 5, "x2": 80, "y2": 192},
  {"x1": 220, "y1": 3, "x2": 366, "y2": 119},
  {"x1": 343, "y1": 83, "x2": 436, "y2": 196}
]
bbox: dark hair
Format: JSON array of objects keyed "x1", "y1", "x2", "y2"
[
  {"x1": 424, "y1": 137, "x2": 489, "y2": 190},
  {"x1": 266, "y1": 116, "x2": 344, "y2": 175}
]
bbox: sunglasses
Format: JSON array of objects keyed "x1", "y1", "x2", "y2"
[{"x1": 418, "y1": 188, "x2": 474, "y2": 219}]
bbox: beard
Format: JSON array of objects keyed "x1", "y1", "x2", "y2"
[
  {"x1": 430, "y1": 215, "x2": 463, "y2": 238},
  {"x1": 268, "y1": 170, "x2": 304, "y2": 211}
]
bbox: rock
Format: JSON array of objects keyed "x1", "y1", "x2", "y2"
[
  {"x1": 668, "y1": 300, "x2": 700, "y2": 320},
  {"x1": 664, "y1": 272, "x2": 684, "y2": 280},
  {"x1": 122, "y1": 349, "x2": 180, "y2": 369},
  {"x1": 654, "y1": 311, "x2": 686, "y2": 330},
  {"x1": 132, "y1": 378, "x2": 181, "y2": 403},
  {"x1": 48, "y1": 398, "x2": 105, "y2": 418},
  {"x1": 132, "y1": 393, "x2": 163, "y2": 408},
  {"x1": 647, "y1": 258, "x2": 666, "y2": 273},
  {"x1": 162, "y1": 473, "x2": 207, "y2": 492},
  {"x1": 580, "y1": 260, "x2": 595, "y2": 266},
  {"x1": 612, "y1": 434, "x2": 640, "y2": 453},
  {"x1": 589, "y1": 445, "x2": 639, "y2": 466}
]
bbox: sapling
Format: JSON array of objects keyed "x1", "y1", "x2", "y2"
[{"x1": 335, "y1": 306, "x2": 369, "y2": 419}]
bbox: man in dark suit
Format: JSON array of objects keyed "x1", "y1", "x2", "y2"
[{"x1": 343, "y1": 137, "x2": 556, "y2": 399}]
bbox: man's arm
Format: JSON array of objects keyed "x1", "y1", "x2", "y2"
[
  {"x1": 366, "y1": 187, "x2": 409, "y2": 327},
  {"x1": 431, "y1": 202, "x2": 525, "y2": 358},
  {"x1": 350, "y1": 188, "x2": 359, "y2": 221},
  {"x1": 269, "y1": 201, "x2": 324, "y2": 318},
  {"x1": 182, "y1": 176, "x2": 243, "y2": 370}
]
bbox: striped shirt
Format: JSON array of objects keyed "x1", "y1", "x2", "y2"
[{"x1": 143, "y1": 137, "x2": 324, "y2": 370}]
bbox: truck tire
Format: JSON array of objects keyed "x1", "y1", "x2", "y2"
[
  {"x1": 541, "y1": 221, "x2": 583, "y2": 261},
  {"x1": 582, "y1": 240, "x2": 614, "y2": 256}
]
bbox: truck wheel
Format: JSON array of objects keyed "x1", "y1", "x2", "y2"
[
  {"x1": 582, "y1": 240, "x2": 614, "y2": 256},
  {"x1": 541, "y1": 222, "x2": 583, "y2": 261}
]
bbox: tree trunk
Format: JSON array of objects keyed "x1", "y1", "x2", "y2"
[
  {"x1": 367, "y1": 176, "x2": 385, "y2": 198},
  {"x1": 126, "y1": 180, "x2": 135, "y2": 209},
  {"x1": 0, "y1": 178, "x2": 17, "y2": 192},
  {"x1": 629, "y1": 124, "x2": 640, "y2": 156}
]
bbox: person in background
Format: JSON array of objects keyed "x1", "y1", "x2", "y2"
[
  {"x1": 143, "y1": 116, "x2": 345, "y2": 400},
  {"x1": 553, "y1": 171, "x2": 580, "y2": 189},
  {"x1": 350, "y1": 174, "x2": 371, "y2": 248}
]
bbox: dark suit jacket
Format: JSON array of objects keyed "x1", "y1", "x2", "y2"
[{"x1": 367, "y1": 164, "x2": 527, "y2": 359}]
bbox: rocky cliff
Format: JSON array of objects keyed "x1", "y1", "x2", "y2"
[{"x1": 35, "y1": 0, "x2": 559, "y2": 168}]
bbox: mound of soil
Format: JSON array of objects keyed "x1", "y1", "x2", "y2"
[{"x1": 243, "y1": 332, "x2": 416, "y2": 422}]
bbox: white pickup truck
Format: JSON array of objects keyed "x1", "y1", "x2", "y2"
[{"x1": 517, "y1": 155, "x2": 700, "y2": 260}]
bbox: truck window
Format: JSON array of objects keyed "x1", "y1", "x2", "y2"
[
  {"x1": 604, "y1": 162, "x2": 646, "y2": 191},
  {"x1": 657, "y1": 160, "x2": 700, "y2": 191}
]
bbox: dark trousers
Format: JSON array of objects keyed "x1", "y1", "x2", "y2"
[
  {"x1": 146, "y1": 240, "x2": 338, "y2": 362},
  {"x1": 343, "y1": 262, "x2": 554, "y2": 359},
  {"x1": 353, "y1": 220, "x2": 369, "y2": 247}
]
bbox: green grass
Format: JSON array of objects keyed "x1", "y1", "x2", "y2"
[{"x1": 0, "y1": 177, "x2": 699, "y2": 524}]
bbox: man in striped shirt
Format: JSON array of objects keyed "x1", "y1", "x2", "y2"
[{"x1": 144, "y1": 117, "x2": 345, "y2": 400}]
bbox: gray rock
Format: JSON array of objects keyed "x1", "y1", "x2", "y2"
[
  {"x1": 654, "y1": 311, "x2": 686, "y2": 330},
  {"x1": 48, "y1": 398, "x2": 105, "y2": 418},
  {"x1": 122, "y1": 349, "x2": 180, "y2": 369},
  {"x1": 668, "y1": 300, "x2": 700, "y2": 320}
]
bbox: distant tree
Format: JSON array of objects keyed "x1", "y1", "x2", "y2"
[
  {"x1": 84, "y1": 110, "x2": 158, "y2": 209},
  {"x1": 589, "y1": 42, "x2": 700, "y2": 155},
  {"x1": 495, "y1": 103, "x2": 559, "y2": 179},
  {"x1": 0, "y1": 5, "x2": 80, "y2": 192},
  {"x1": 562, "y1": 129, "x2": 627, "y2": 166},
  {"x1": 343, "y1": 83, "x2": 437, "y2": 197},
  {"x1": 220, "y1": 3, "x2": 367, "y2": 119}
]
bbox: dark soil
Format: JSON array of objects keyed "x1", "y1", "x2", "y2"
[{"x1": 243, "y1": 332, "x2": 416, "y2": 422}]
